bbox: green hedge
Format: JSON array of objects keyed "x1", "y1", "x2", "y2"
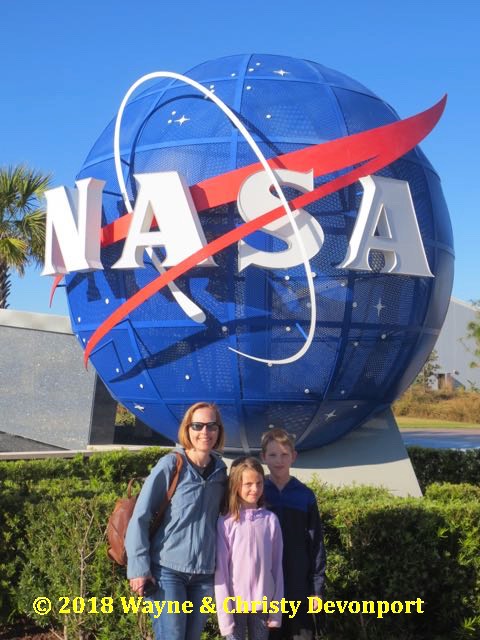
[
  {"x1": 407, "y1": 447, "x2": 480, "y2": 491},
  {"x1": 0, "y1": 449, "x2": 479, "y2": 639},
  {"x1": 17, "y1": 494, "x2": 150, "y2": 640},
  {"x1": 1, "y1": 446, "x2": 478, "y2": 491},
  {"x1": 0, "y1": 447, "x2": 167, "y2": 485}
]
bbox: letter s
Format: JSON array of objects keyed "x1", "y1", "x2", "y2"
[{"x1": 237, "y1": 169, "x2": 324, "y2": 272}]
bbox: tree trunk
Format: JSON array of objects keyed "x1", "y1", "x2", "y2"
[{"x1": 0, "y1": 262, "x2": 11, "y2": 309}]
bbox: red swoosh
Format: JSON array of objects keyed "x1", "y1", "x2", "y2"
[{"x1": 80, "y1": 96, "x2": 446, "y2": 366}]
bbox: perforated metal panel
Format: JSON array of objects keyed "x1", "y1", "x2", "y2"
[{"x1": 67, "y1": 53, "x2": 454, "y2": 451}]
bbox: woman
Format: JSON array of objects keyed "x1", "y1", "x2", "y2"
[{"x1": 126, "y1": 402, "x2": 227, "y2": 640}]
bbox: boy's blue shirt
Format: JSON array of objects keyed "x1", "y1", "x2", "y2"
[{"x1": 264, "y1": 475, "x2": 326, "y2": 598}]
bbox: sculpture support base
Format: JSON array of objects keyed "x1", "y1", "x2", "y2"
[
  {"x1": 224, "y1": 408, "x2": 422, "y2": 497},
  {"x1": 291, "y1": 408, "x2": 422, "y2": 497}
]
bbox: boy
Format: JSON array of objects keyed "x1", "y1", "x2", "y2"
[{"x1": 261, "y1": 428, "x2": 326, "y2": 640}]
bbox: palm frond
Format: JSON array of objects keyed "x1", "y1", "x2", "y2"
[
  {"x1": 0, "y1": 237, "x2": 29, "y2": 274},
  {"x1": 0, "y1": 165, "x2": 51, "y2": 218},
  {"x1": 0, "y1": 164, "x2": 51, "y2": 290}
]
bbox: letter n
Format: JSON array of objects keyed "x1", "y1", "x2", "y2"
[{"x1": 42, "y1": 178, "x2": 105, "y2": 276}]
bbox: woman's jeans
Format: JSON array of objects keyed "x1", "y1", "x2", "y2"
[{"x1": 146, "y1": 565, "x2": 214, "y2": 640}]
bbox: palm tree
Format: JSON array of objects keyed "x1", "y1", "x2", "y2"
[{"x1": 0, "y1": 165, "x2": 51, "y2": 308}]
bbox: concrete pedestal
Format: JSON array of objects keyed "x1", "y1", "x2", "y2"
[{"x1": 224, "y1": 408, "x2": 422, "y2": 497}]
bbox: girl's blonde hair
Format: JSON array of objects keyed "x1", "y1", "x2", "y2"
[
  {"x1": 177, "y1": 402, "x2": 225, "y2": 451},
  {"x1": 226, "y1": 457, "x2": 265, "y2": 520}
]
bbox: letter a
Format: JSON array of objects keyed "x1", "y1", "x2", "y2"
[
  {"x1": 338, "y1": 175, "x2": 433, "y2": 277},
  {"x1": 113, "y1": 172, "x2": 217, "y2": 269},
  {"x1": 42, "y1": 178, "x2": 105, "y2": 276}
]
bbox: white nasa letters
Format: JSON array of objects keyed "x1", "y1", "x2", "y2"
[
  {"x1": 42, "y1": 170, "x2": 433, "y2": 280},
  {"x1": 112, "y1": 172, "x2": 217, "y2": 270},
  {"x1": 42, "y1": 178, "x2": 105, "y2": 276},
  {"x1": 237, "y1": 169, "x2": 324, "y2": 272},
  {"x1": 338, "y1": 175, "x2": 433, "y2": 277}
]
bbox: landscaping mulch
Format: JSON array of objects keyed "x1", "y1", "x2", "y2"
[{"x1": 0, "y1": 623, "x2": 60, "y2": 640}]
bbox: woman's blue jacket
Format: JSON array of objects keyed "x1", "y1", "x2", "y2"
[{"x1": 125, "y1": 448, "x2": 227, "y2": 579}]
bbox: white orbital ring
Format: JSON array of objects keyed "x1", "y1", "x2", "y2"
[{"x1": 113, "y1": 71, "x2": 317, "y2": 366}]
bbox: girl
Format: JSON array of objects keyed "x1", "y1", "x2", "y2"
[
  {"x1": 126, "y1": 402, "x2": 227, "y2": 640},
  {"x1": 215, "y1": 457, "x2": 284, "y2": 640}
]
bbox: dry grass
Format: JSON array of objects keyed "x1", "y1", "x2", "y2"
[
  {"x1": 396, "y1": 416, "x2": 480, "y2": 429},
  {"x1": 393, "y1": 387, "x2": 480, "y2": 423}
]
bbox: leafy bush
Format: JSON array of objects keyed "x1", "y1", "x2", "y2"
[
  {"x1": 424, "y1": 482, "x2": 480, "y2": 503},
  {"x1": 1, "y1": 449, "x2": 480, "y2": 638},
  {"x1": 116, "y1": 404, "x2": 136, "y2": 426},
  {"x1": 0, "y1": 476, "x2": 118, "y2": 624},
  {"x1": 11, "y1": 484, "x2": 479, "y2": 640},
  {"x1": 17, "y1": 494, "x2": 151, "y2": 640},
  {"x1": 408, "y1": 447, "x2": 480, "y2": 491},
  {"x1": 0, "y1": 447, "x2": 167, "y2": 485},
  {"x1": 312, "y1": 481, "x2": 480, "y2": 639},
  {"x1": 0, "y1": 486, "x2": 26, "y2": 621}
]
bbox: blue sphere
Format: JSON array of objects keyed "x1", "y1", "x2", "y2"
[{"x1": 69, "y1": 54, "x2": 453, "y2": 451}]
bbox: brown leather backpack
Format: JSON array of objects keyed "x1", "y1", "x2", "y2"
[{"x1": 106, "y1": 452, "x2": 184, "y2": 566}]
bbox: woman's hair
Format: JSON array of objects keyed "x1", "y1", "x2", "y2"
[
  {"x1": 177, "y1": 402, "x2": 225, "y2": 450},
  {"x1": 226, "y1": 456, "x2": 265, "y2": 520}
]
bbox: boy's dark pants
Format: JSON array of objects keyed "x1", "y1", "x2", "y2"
[{"x1": 269, "y1": 601, "x2": 324, "y2": 640}]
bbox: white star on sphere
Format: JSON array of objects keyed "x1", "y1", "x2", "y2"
[
  {"x1": 325, "y1": 410, "x2": 336, "y2": 421},
  {"x1": 374, "y1": 299, "x2": 386, "y2": 317},
  {"x1": 273, "y1": 69, "x2": 289, "y2": 76},
  {"x1": 175, "y1": 115, "x2": 190, "y2": 126},
  {"x1": 204, "y1": 85, "x2": 215, "y2": 99}
]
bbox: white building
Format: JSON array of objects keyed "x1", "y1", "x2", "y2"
[{"x1": 433, "y1": 297, "x2": 480, "y2": 391}]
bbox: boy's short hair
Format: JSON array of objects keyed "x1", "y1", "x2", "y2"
[{"x1": 261, "y1": 427, "x2": 296, "y2": 455}]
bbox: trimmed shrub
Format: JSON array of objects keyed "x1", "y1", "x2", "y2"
[
  {"x1": 0, "y1": 486, "x2": 26, "y2": 622},
  {"x1": 1, "y1": 449, "x2": 480, "y2": 638},
  {"x1": 325, "y1": 501, "x2": 477, "y2": 639},
  {"x1": 17, "y1": 494, "x2": 150, "y2": 640},
  {"x1": 10, "y1": 483, "x2": 479, "y2": 640},
  {"x1": 408, "y1": 447, "x2": 480, "y2": 491},
  {"x1": 0, "y1": 447, "x2": 167, "y2": 485},
  {"x1": 1, "y1": 446, "x2": 478, "y2": 491},
  {"x1": 424, "y1": 482, "x2": 480, "y2": 503}
]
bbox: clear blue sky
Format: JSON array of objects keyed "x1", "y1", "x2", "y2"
[{"x1": 1, "y1": 0, "x2": 478, "y2": 315}]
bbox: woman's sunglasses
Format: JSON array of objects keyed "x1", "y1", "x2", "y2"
[{"x1": 189, "y1": 421, "x2": 219, "y2": 432}]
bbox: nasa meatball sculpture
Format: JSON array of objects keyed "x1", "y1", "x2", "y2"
[{"x1": 43, "y1": 54, "x2": 453, "y2": 452}]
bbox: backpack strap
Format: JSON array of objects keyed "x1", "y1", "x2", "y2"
[
  {"x1": 149, "y1": 452, "x2": 184, "y2": 538},
  {"x1": 126, "y1": 477, "x2": 143, "y2": 499}
]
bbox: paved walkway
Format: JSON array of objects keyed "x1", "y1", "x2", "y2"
[
  {"x1": 2, "y1": 427, "x2": 480, "y2": 460},
  {"x1": 400, "y1": 428, "x2": 480, "y2": 449}
]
